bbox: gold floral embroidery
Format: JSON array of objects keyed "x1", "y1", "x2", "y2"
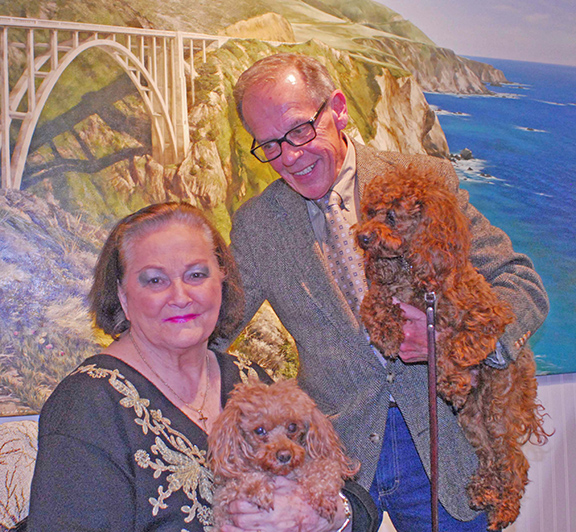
[
  {"x1": 232, "y1": 356, "x2": 263, "y2": 383},
  {"x1": 74, "y1": 363, "x2": 215, "y2": 530}
]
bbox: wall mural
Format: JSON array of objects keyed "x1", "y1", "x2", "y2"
[{"x1": 1, "y1": 0, "x2": 574, "y2": 418}]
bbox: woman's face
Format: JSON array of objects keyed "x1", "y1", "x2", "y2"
[{"x1": 118, "y1": 221, "x2": 223, "y2": 356}]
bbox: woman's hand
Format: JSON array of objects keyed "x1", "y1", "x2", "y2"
[{"x1": 220, "y1": 476, "x2": 351, "y2": 532}]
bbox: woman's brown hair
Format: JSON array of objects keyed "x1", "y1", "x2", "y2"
[{"x1": 89, "y1": 202, "x2": 244, "y2": 343}]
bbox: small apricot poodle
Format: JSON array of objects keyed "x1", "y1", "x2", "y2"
[
  {"x1": 355, "y1": 164, "x2": 548, "y2": 530},
  {"x1": 208, "y1": 378, "x2": 359, "y2": 530}
]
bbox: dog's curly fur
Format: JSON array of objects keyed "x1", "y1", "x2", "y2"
[
  {"x1": 355, "y1": 164, "x2": 548, "y2": 530},
  {"x1": 208, "y1": 379, "x2": 359, "y2": 530}
]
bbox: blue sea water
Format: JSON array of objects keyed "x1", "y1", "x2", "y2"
[{"x1": 425, "y1": 57, "x2": 576, "y2": 375}]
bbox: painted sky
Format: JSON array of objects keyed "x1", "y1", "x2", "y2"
[{"x1": 378, "y1": 0, "x2": 576, "y2": 67}]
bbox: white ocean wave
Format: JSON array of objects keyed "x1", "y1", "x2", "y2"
[
  {"x1": 430, "y1": 105, "x2": 471, "y2": 117},
  {"x1": 451, "y1": 157, "x2": 503, "y2": 183},
  {"x1": 425, "y1": 91, "x2": 521, "y2": 100},
  {"x1": 515, "y1": 126, "x2": 548, "y2": 133},
  {"x1": 490, "y1": 82, "x2": 531, "y2": 91},
  {"x1": 453, "y1": 157, "x2": 555, "y2": 199},
  {"x1": 536, "y1": 99, "x2": 570, "y2": 107},
  {"x1": 487, "y1": 92, "x2": 522, "y2": 99}
]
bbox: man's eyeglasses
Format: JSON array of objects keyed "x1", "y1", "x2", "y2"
[{"x1": 250, "y1": 99, "x2": 328, "y2": 163}]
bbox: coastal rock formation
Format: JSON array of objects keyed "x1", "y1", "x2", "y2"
[
  {"x1": 463, "y1": 57, "x2": 508, "y2": 85},
  {"x1": 354, "y1": 37, "x2": 504, "y2": 94},
  {"x1": 368, "y1": 71, "x2": 448, "y2": 157}
]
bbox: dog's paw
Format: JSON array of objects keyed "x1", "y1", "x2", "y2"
[
  {"x1": 309, "y1": 492, "x2": 339, "y2": 521},
  {"x1": 361, "y1": 294, "x2": 406, "y2": 357}
]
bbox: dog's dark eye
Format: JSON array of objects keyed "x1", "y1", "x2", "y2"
[
  {"x1": 287, "y1": 423, "x2": 298, "y2": 434},
  {"x1": 254, "y1": 427, "x2": 267, "y2": 436},
  {"x1": 386, "y1": 210, "x2": 397, "y2": 227},
  {"x1": 359, "y1": 234, "x2": 371, "y2": 246}
]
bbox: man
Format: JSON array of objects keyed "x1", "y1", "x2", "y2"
[{"x1": 227, "y1": 53, "x2": 548, "y2": 531}]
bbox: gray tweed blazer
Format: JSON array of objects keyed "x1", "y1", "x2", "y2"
[{"x1": 228, "y1": 141, "x2": 549, "y2": 521}]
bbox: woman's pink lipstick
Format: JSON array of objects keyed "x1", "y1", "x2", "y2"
[{"x1": 163, "y1": 313, "x2": 199, "y2": 324}]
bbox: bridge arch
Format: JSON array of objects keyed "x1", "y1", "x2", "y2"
[
  {"x1": 1, "y1": 17, "x2": 227, "y2": 190},
  {"x1": 9, "y1": 39, "x2": 178, "y2": 190}
]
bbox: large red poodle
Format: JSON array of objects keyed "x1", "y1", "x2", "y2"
[{"x1": 355, "y1": 164, "x2": 548, "y2": 530}]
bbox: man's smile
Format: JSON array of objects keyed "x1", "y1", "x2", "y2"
[{"x1": 294, "y1": 162, "x2": 316, "y2": 177}]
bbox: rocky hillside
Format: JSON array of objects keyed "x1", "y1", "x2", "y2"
[
  {"x1": 464, "y1": 57, "x2": 508, "y2": 85},
  {"x1": 3, "y1": 0, "x2": 506, "y2": 94},
  {"x1": 17, "y1": 36, "x2": 451, "y2": 232},
  {"x1": 0, "y1": 190, "x2": 105, "y2": 414},
  {"x1": 353, "y1": 37, "x2": 506, "y2": 94}
]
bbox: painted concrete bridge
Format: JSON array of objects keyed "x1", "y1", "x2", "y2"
[{"x1": 0, "y1": 16, "x2": 229, "y2": 189}]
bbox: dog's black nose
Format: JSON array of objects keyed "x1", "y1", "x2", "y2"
[
  {"x1": 276, "y1": 450, "x2": 292, "y2": 464},
  {"x1": 357, "y1": 232, "x2": 373, "y2": 249}
]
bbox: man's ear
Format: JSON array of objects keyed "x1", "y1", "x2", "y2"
[
  {"x1": 331, "y1": 90, "x2": 349, "y2": 131},
  {"x1": 117, "y1": 281, "x2": 130, "y2": 321}
]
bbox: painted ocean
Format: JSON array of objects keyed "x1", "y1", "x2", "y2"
[{"x1": 426, "y1": 57, "x2": 576, "y2": 375}]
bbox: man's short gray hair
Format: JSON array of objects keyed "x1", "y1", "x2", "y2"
[{"x1": 233, "y1": 53, "x2": 336, "y2": 131}]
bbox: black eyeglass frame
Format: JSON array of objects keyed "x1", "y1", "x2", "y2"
[{"x1": 250, "y1": 99, "x2": 329, "y2": 163}]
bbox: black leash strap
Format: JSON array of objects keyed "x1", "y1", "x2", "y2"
[{"x1": 425, "y1": 291, "x2": 439, "y2": 532}]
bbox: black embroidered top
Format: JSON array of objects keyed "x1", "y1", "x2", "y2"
[{"x1": 28, "y1": 352, "x2": 269, "y2": 532}]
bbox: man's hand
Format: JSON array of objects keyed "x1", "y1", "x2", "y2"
[{"x1": 394, "y1": 298, "x2": 428, "y2": 363}]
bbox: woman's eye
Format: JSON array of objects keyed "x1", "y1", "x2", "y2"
[
  {"x1": 139, "y1": 271, "x2": 167, "y2": 287},
  {"x1": 185, "y1": 269, "x2": 209, "y2": 282},
  {"x1": 145, "y1": 277, "x2": 168, "y2": 289}
]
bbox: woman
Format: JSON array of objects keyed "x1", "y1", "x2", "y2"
[{"x1": 27, "y1": 203, "x2": 370, "y2": 531}]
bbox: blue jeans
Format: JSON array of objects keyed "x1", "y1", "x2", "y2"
[{"x1": 369, "y1": 406, "x2": 492, "y2": 532}]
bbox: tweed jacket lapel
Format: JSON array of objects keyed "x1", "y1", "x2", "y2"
[{"x1": 270, "y1": 179, "x2": 363, "y2": 334}]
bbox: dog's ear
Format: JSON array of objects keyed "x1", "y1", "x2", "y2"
[
  {"x1": 306, "y1": 407, "x2": 341, "y2": 460},
  {"x1": 207, "y1": 400, "x2": 253, "y2": 478},
  {"x1": 305, "y1": 407, "x2": 359, "y2": 477}
]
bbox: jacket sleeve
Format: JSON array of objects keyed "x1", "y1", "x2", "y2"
[{"x1": 215, "y1": 201, "x2": 268, "y2": 351}]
